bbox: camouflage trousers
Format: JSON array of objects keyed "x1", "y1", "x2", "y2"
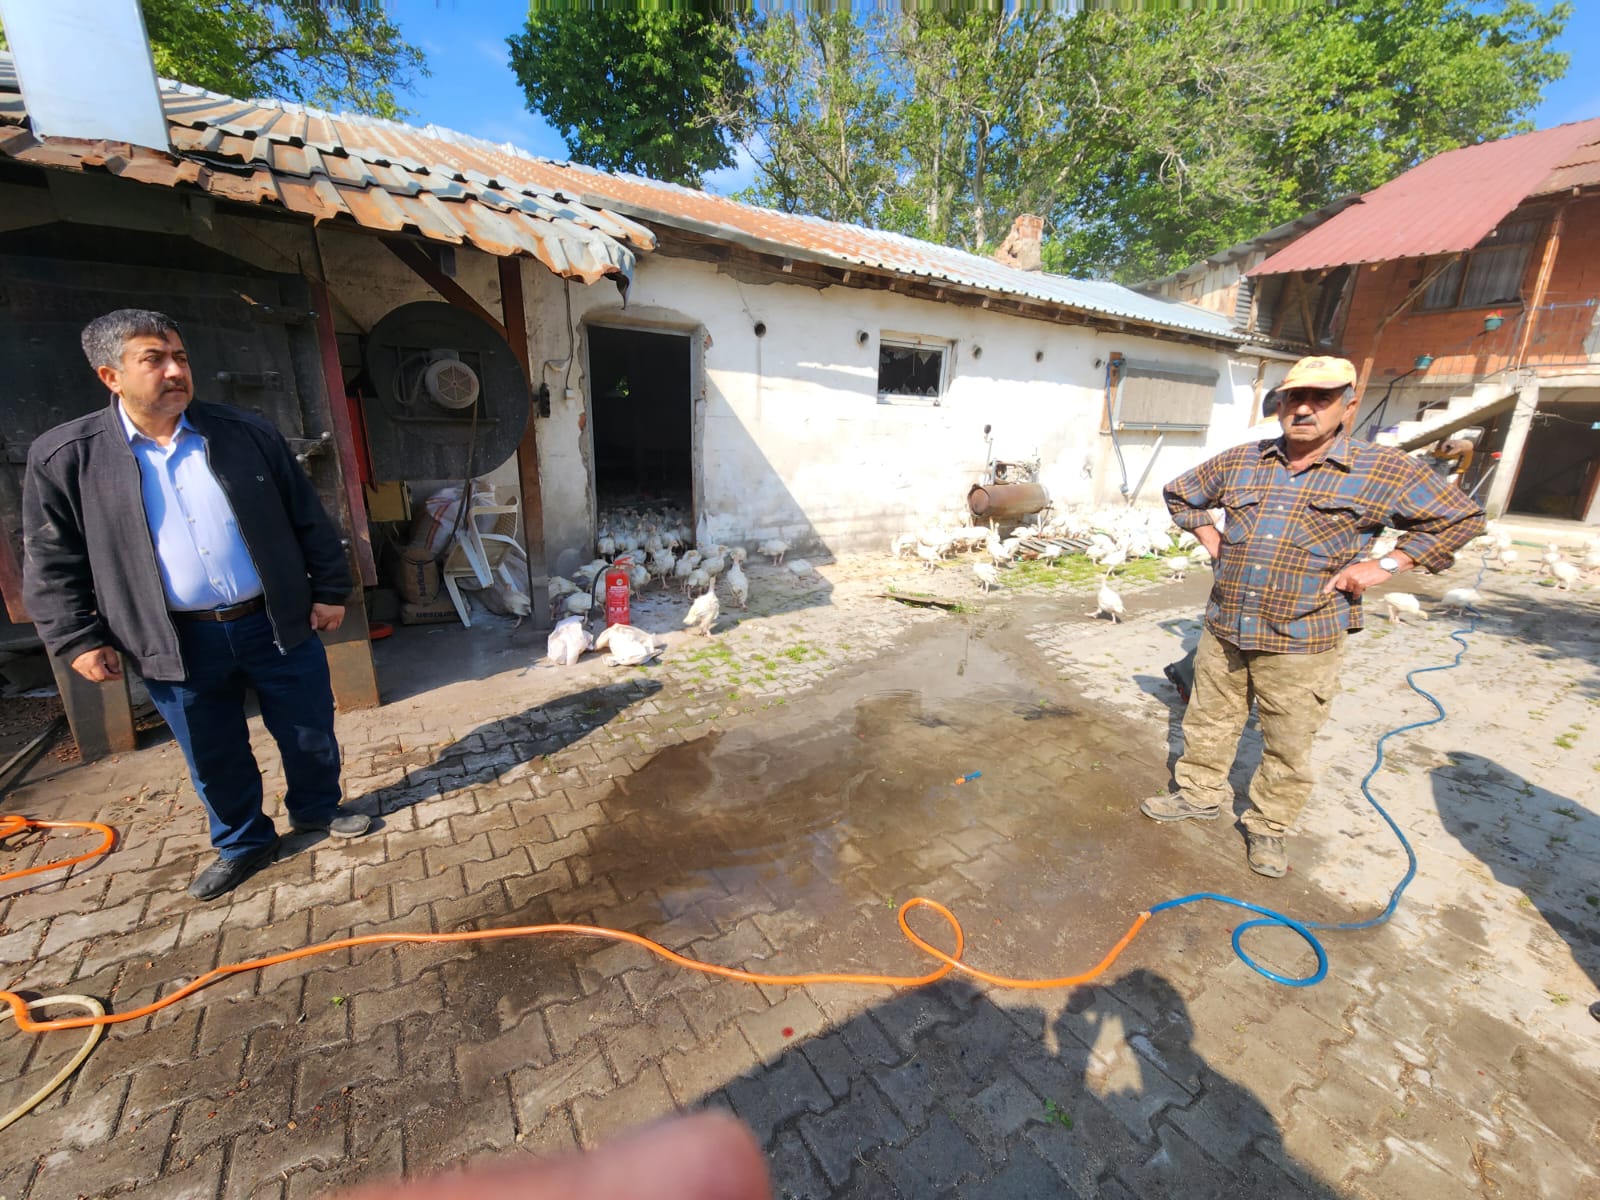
[{"x1": 1173, "y1": 629, "x2": 1345, "y2": 835}]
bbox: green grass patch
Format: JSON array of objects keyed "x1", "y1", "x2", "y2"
[{"x1": 1043, "y1": 1099, "x2": 1074, "y2": 1130}]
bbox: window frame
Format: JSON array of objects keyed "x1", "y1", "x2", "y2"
[
  {"x1": 875, "y1": 332, "x2": 952, "y2": 406},
  {"x1": 1417, "y1": 218, "x2": 1539, "y2": 313}
]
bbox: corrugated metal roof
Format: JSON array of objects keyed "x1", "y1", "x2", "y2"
[
  {"x1": 438, "y1": 145, "x2": 1238, "y2": 339},
  {"x1": 0, "y1": 54, "x2": 649, "y2": 287},
  {"x1": 0, "y1": 52, "x2": 1239, "y2": 341},
  {"x1": 1534, "y1": 132, "x2": 1600, "y2": 195},
  {"x1": 1249, "y1": 117, "x2": 1600, "y2": 276}
]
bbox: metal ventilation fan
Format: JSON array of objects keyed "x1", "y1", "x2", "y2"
[
  {"x1": 423, "y1": 356, "x2": 480, "y2": 409},
  {"x1": 362, "y1": 301, "x2": 529, "y2": 482}
]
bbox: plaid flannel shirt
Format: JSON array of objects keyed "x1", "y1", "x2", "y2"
[{"x1": 1163, "y1": 434, "x2": 1486, "y2": 653}]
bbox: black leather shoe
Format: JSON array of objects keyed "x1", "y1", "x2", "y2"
[{"x1": 188, "y1": 838, "x2": 279, "y2": 901}]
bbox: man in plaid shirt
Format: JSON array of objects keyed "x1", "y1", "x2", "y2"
[{"x1": 1147, "y1": 356, "x2": 1485, "y2": 877}]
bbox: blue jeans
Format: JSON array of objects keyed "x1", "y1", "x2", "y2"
[{"x1": 144, "y1": 611, "x2": 342, "y2": 859}]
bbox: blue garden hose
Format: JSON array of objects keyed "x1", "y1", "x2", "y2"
[{"x1": 1148, "y1": 580, "x2": 1483, "y2": 987}]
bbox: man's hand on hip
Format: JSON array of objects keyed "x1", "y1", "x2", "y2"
[
  {"x1": 1324, "y1": 560, "x2": 1397, "y2": 599},
  {"x1": 310, "y1": 603, "x2": 345, "y2": 633},
  {"x1": 71, "y1": 647, "x2": 122, "y2": 683}
]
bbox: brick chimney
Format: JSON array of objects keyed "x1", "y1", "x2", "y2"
[{"x1": 994, "y1": 214, "x2": 1044, "y2": 272}]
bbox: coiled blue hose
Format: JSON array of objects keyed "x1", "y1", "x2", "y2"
[{"x1": 1148, "y1": 576, "x2": 1483, "y2": 987}]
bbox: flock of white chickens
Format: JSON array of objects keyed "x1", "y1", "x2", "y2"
[
  {"x1": 890, "y1": 505, "x2": 1217, "y2": 624},
  {"x1": 889, "y1": 506, "x2": 1600, "y2": 630},
  {"x1": 1362, "y1": 524, "x2": 1598, "y2": 626},
  {"x1": 538, "y1": 499, "x2": 1598, "y2": 665},
  {"x1": 543, "y1": 505, "x2": 812, "y2": 667}
]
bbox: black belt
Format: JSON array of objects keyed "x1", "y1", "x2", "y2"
[{"x1": 172, "y1": 596, "x2": 265, "y2": 623}]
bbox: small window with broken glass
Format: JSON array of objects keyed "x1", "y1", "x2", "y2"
[{"x1": 877, "y1": 337, "x2": 948, "y2": 403}]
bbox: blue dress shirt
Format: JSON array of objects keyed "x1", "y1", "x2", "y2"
[{"x1": 119, "y1": 403, "x2": 264, "y2": 612}]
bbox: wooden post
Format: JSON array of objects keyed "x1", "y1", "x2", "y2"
[
  {"x1": 1484, "y1": 378, "x2": 1540, "y2": 519},
  {"x1": 1512, "y1": 204, "x2": 1566, "y2": 369},
  {"x1": 309, "y1": 282, "x2": 377, "y2": 588},
  {"x1": 48, "y1": 653, "x2": 135, "y2": 762},
  {"x1": 499, "y1": 256, "x2": 551, "y2": 630}
]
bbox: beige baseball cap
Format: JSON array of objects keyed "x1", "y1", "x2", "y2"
[{"x1": 1278, "y1": 356, "x2": 1357, "y2": 390}]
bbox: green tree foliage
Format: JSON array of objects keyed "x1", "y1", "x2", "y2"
[
  {"x1": 505, "y1": 2, "x2": 1570, "y2": 281},
  {"x1": 139, "y1": 0, "x2": 425, "y2": 117},
  {"x1": 507, "y1": 11, "x2": 746, "y2": 187}
]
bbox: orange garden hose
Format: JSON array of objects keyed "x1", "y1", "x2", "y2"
[
  {"x1": 0, "y1": 815, "x2": 117, "y2": 884},
  {"x1": 0, "y1": 818, "x2": 1152, "y2": 1036}
]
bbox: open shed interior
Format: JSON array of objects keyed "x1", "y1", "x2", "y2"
[{"x1": 586, "y1": 326, "x2": 693, "y2": 525}]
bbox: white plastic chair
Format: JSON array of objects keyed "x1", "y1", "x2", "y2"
[{"x1": 441, "y1": 500, "x2": 521, "y2": 627}]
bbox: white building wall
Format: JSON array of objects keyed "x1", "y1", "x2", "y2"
[{"x1": 527, "y1": 253, "x2": 1266, "y2": 563}]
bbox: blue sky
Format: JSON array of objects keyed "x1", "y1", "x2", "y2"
[{"x1": 389, "y1": 0, "x2": 1599, "y2": 196}]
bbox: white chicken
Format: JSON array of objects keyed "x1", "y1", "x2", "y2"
[
  {"x1": 1549, "y1": 560, "x2": 1581, "y2": 591},
  {"x1": 1496, "y1": 547, "x2": 1520, "y2": 569},
  {"x1": 974, "y1": 562, "x2": 1000, "y2": 593},
  {"x1": 683, "y1": 591, "x2": 719, "y2": 636},
  {"x1": 1441, "y1": 587, "x2": 1481, "y2": 615},
  {"x1": 1164, "y1": 555, "x2": 1189, "y2": 581},
  {"x1": 648, "y1": 550, "x2": 677, "y2": 589},
  {"x1": 1539, "y1": 543, "x2": 1564, "y2": 574},
  {"x1": 684, "y1": 567, "x2": 710, "y2": 596},
  {"x1": 916, "y1": 542, "x2": 942, "y2": 573},
  {"x1": 546, "y1": 615, "x2": 592, "y2": 666},
  {"x1": 1382, "y1": 592, "x2": 1426, "y2": 623},
  {"x1": 1090, "y1": 578, "x2": 1125, "y2": 623},
  {"x1": 786, "y1": 558, "x2": 814, "y2": 576},
  {"x1": 629, "y1": 563, "x2": 651, "y2": 594},
  {"x1": 593, "y1": 623, "x2": 661, "y2": 666},
  {"x1": 892, "y1": 532, "x2": 918, "y2": 559},
  {"x1": 561, "y1": 591, "x2": 593, "y2": 620},
  {"x1": 548, "y1": 575, "x2": 578, "y2": 602},
  {"x1": 760, "y1": 538, "x2": 790, "y2": 564},
  {"x1": 728, "y1": 546, "x2": 747, "y2": 564},
  {"x1": 725, "y1": 560, "x2": 749, "y2": 608}
]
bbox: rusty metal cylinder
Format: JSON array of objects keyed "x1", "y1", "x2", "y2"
[{"x1": 967, "y1": 482, "x2": 1048, "y2": 520}]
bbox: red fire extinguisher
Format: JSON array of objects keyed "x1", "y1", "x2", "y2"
[{"x1": 604, "y1": 557, "x2": 632, "y2": 628}]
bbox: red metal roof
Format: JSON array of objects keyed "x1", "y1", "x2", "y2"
[{"x1": 1249, "y1": 117, "x2": 1600, "y2": 276}]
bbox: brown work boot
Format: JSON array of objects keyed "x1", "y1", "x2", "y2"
[
  {"x1": 1140, "y1": 792, "x2": 1219, "y2": 822},
  {"x1": 1245, "y1": 829, "x2": 1288, "y2": 878}
]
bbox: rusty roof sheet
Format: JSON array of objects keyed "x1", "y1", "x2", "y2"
[
  {"x1": 1250, "y1": 117, "x2": 1600, "y2": 277},
  {"x1": 1533, "y1": 132, "x2": 1600, "y2": 195},
  {"x1": 382, "y1": 138, "x2": 1237, "y2": 339},
  {"x1": 0, "y1": 54, "x2": 1241, "y2": 341},
  {"x1": 0, "y1": 55, "x2": 649, "y2": 288}
]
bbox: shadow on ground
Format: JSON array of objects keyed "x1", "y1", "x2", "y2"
[
  {"x1": 349, "y1": 678, "x2": 662, "y2": 817},
  {"x1": 1431, "y1": 752, "x2": 1600, "y2": 997},
  {"x1": 708, "y1": 973, "x2": 1341, "y2": 1199}
]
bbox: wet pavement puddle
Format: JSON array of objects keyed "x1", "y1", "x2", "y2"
[{"x1": 449, "y1": 612, "x2": 1334, "y2": 1005}]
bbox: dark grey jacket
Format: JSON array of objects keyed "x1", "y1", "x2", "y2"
[{"x1": 22, "y1": 400, "x2": 351, "y2": 681}]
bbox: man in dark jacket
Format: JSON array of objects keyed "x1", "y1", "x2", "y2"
[{"x1": 23, "y1": 309, "x2": 370, "y2": 900}]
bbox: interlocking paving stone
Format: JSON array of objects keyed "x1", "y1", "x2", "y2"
[{"x1": 1, "y1": 557, "x2": 1597, "y2": 1199}]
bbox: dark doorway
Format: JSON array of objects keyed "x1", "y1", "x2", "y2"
[
  {"x1": 586, "y1": 326, "x2": 693, "y2": 517},
  {"x1": 1509, "y1": 397, "x2": 1600, "y2": 520}
]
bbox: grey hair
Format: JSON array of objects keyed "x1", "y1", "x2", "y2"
[{"x1": 80, "y1": 309, "x2": 183, "y2": 371}]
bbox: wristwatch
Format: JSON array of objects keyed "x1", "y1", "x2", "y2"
[{"x1": 1377, "y1": 555, "x2": 1401, "y2": 573}]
